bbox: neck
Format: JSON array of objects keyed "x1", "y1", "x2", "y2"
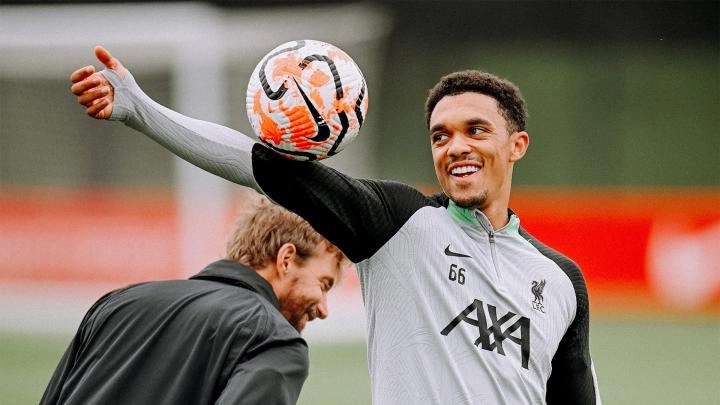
[
  {"x1": 481, "y1": 204, "x2": 510, "y2": 230},
  {"x1": 483, "y1": 180, "x2": 512, "y2": 230},
  {"x1": 255, "y1": 264, "x2": 283, "y2": 297}
]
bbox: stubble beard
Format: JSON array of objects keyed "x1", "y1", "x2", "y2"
[
  {"x1": 288, "y1": 312, "x2": 307, "y2": 333},
  {"x1": 451, "y1": 189, "x2": 488, "y2": 210},
  {"x1": 282, "y1": 301, "x2": 308, "y2": 333}
]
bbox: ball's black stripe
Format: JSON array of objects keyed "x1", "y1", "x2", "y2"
[{"x1": 258, "y1": 40, "x2": 306, "y2": 100}]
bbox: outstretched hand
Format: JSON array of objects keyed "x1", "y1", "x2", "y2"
[{"x1": 70, "y1": 46, "x2": 128, "y2": 119}]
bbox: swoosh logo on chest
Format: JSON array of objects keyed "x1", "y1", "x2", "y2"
[{"x1": 444, "y1": 245, "x2": 472, "y2": 258}]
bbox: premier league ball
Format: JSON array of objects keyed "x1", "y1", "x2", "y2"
[{"x1": 246, "y1": 39, "x2": 369, "y2": 161}]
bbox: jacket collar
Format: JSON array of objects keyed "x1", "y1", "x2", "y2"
[
  {"x1": 447, "y1": 199, "x2": 520, "y2": 234},
  {"x1": 189, "y1": 259, "x2": 280, "y2": 309}
]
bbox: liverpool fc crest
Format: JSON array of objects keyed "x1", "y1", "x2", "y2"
[{"x1": 531, "y1": 279, "x2": 546, "y2": 313}]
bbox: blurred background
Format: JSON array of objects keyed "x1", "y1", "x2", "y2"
[{"x1": 1, "y1": 1, "x2": 718, "y2": 404}]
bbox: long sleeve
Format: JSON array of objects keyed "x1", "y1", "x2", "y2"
[
  {"x1": 545, "y1": 300, "x2": 602, "y2": 404},
  {"x1": 39, "y1": 336, "x2": 79, "y2": 404},
  {"x1": 102, "y1": 69, "x2": 262, "y2": 191},
  {"x1": 39, "y1": 291, "x2": 117, "y2": 405},
  {"x1": 216, "y1": 338, "x2": 309, "y2": 405},
  {"x1": 542, "y1": 247, "x2": 602, "y2": 404}
]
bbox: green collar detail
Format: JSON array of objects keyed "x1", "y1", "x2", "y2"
[
  {"x1": 447, "y1": 199, "x2": 520, "y2": 233},
  {"x1": 500, "y1": 213, "x2": 521, "y2": 234},
  {"x1": 447, "y1": 199, "x2": 480, "y2": 225}
]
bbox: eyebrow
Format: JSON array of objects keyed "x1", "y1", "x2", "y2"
[
  {"x1": 429, "y1": 117, "x2": 493, "y2": 134},
  {"x1": 465, "y1": 117, "x2": 493, "y2": 128}
]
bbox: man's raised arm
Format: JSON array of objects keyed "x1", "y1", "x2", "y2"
[{"x1": 70, "y1": 46, "x2": 261, "y2": 191}]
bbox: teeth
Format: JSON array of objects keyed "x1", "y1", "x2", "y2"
[{"x1": 451, "y1": 166, "x2": 479, "y2": 175}]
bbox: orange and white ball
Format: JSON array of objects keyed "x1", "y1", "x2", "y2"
[{"x1": 246, "y1": 39, "x2": 369, "y2": 161}]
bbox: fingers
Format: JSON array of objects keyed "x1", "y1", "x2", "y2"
[
  {"x1": 94, "y1": 45, "x2": 127, "y2": 78},
  {"x1": 70, "y1": 73, "x2": 106, "y2": 96},
  {"x1": 76, "y1": 82, "x2": 113, "y2": 119},
  {"x1": 70, "y1": 46, "x2": 122, "y2": 120},
  {"x1": 69, "y1": 65, "x2": 95, "y2": 83},
  {"x1": 76, "y1": 85, "x2": 111, "y2": 106},
  {"x1": 70, "y1": 68, "x2": 114, "y2": 119},
  {"x1": 85, "y1": 97, "x2": 111, "y2": 119}
]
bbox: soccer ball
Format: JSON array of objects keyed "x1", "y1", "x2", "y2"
[{"x1": 246, "y1": 39, "x2": 369, "y2": 161}]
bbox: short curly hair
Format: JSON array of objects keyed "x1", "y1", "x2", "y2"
[
  {"x1": 424, "y1": 70, "x2": 528, "y2": 133},
  {"x1": 226, "y1": 196, "x2": 347, "y2": 275}
]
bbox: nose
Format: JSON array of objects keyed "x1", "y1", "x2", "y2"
[
  {"x1": 317, "y1": 295, "x2": 329, "y2": 319},
  {"x1": 446, "y1": 133, "x2": 471, "y2": 157}
]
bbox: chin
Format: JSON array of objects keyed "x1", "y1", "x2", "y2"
[
  {"x1": 289, "y1": 316, "x2": 307, "y2": 333},
  {"x1": 449, "y1": 190, "x2": 487, "y2": 209}
]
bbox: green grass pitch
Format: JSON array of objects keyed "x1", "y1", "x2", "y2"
[{"x1": 2, "y1": 316, "x2": 717, "y2": 404}]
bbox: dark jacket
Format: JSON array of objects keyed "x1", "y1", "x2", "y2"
[{"x1": 40, "y1": 260, "x2": 308, "y2": 405}]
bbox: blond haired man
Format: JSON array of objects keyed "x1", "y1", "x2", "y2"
[{"x1": 41, "y1": 196, "x2": 347, "y2": 405}]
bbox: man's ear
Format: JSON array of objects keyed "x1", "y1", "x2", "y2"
[
  {"x1": 275, "y1": 243, "x2": 297, "y2": 278},
  {"x1": 510, "y1": 131, "x2": 529, "y2": 162}
]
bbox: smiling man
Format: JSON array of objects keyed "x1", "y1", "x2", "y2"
[
  {"x1": 69, "y1": 48, "x2": 601, "y2": 404},
  {"x1": 428, "y1": 86, "x2": 529, "y2": 226},
  {"x1": 41, "y1": 196, "x2": 346, "y2": 405}
]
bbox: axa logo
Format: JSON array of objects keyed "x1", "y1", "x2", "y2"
[
  {"x1": 441, "y1": 299, "x2": 530, "y2": 369},
  {"x1": 531, "y1": 279, "x2": 546, "y2": 313}
]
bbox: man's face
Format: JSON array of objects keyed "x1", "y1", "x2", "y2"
[
  {"x1": 278, "y1": 245, "x2": 339, "y2": 332},
  {"x1": 429, "y1": 92, "x2": 526, "y2": 210}
]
